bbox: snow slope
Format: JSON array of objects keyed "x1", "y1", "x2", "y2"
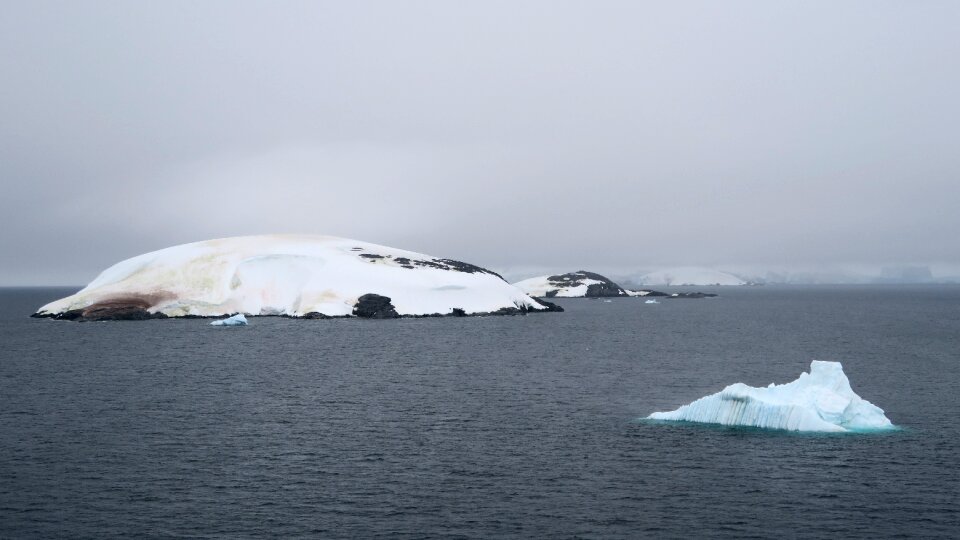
[
  {"x1": 647, "y1": 361, "x2": 894, "y2": 432},
  {"x1": 634, "y1": 267, "x2": 746, "y2": 286},
  {"x1": 36, "y1": 235, "x2": 550, "y2": 318}
]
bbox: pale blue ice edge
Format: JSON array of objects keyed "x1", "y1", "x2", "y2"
[{"x1": 636, "y1": 417, "x2": 905, "y2": 436}]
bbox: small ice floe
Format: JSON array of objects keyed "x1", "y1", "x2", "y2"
[
  {"x1": 603, "y1": 300, "x2": 613, "y2": 303},
  {"x1": 647, "y1": 361, "x2": 895, "y2": 433},
  {"x1": 645, "y1": 299, "x2": 660, "y2": 304},
  {"x1": 210, "y1": 313, "x2": 248, "y2": 326}
]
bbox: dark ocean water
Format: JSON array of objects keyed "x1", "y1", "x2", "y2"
[{"x1": 1, "y1": 286, "x2": 958, "y2": 538}]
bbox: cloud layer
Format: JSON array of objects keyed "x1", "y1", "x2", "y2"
[{"x1": 2, "y1": 1, "x2": 958, "y2": 284}]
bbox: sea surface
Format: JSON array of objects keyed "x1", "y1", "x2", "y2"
[{"x1": 1, "y1": 286, "x2": 958, "y2": 538}]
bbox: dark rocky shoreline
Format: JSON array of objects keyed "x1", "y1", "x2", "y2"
[{"x1": 31, "y1": 294, "x2": 563, "y2": 322}]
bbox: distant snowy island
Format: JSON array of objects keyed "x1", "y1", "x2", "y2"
[
  {"x1": 513, "y1": 271, "x2": 716, "y2": 299},
  {"x1": 628, "y1": 265, "x2": 958, "y2": 285},
  {"x1": 631, "y1": 267, "x2": 746, "y2": 287},
  {"x1": 34, "y1": 235, "x2": 562, "y2": 321}
]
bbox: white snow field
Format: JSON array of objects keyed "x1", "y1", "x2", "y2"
[
  {"x1": 210, "y1": 314, "x2": 248, "y2": 326},
  {"x1": 634, "y1": 267, "x2": 746, "y2": 286},
  {"x1": 648, "y1": 361, "x2": 895, "y2": 433},
  {"x1": 36, "y1": 234, "x2": 550, "y2": 318}
]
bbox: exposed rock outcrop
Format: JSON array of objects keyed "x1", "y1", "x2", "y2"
[{"x1": 352, "y1": 294, "x2": 401, "y2": 319}]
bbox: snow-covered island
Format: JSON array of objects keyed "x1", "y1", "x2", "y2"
[
  {"x1": 633, "y1": 267, "x2": 746, "y2": 286},
  {"x1": 513, "y1": 270, "x2": 716, "y2": 299},
  {"x1": 647, "y1": 360, "x2": 895, "y2": 433},
  {"x1": 513, "y1": 271, "x2": 636, "y2": 298},
  {"x1": 34, "y1": 235, "x2": 562, "y2": 321}
]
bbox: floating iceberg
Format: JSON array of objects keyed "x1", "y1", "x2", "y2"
[
  {"x1": 647, "y1": 361, "x2": 895, "y2": 432},
  {"x1": 210, "y1": 313, "x2": 248, "y2": 326}
]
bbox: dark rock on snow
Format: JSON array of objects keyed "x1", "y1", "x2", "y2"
[
  {"x1": 531, "y1": 270, "x2": 629, "y2": 298},
  {"x1": 631, "y1": 289, "x2": 669, "y2": 297},
  {"x1": 533, "y1": 298, "x2": 564, "y2": 312},
  {"x1": 385, "y1": 256, "x2": 506, "y2": 280},
  {"x1": 301, "y1": 311, "x2": 334, "y2": 319},
  {"x1": 352, "y1": 293, "x2": 401, "y2": 319}
]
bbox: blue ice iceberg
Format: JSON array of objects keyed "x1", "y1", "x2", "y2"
[
  {"x1": 210, "y1": 313, "x2": 248, "y2": 326},
  {"x1": 647, "y1": 361, "x2": 895, "y2": 432}
]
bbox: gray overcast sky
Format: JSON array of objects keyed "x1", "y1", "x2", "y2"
[{"x1": 2, "y1": 1, "x2": 959, "y2": 284}]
